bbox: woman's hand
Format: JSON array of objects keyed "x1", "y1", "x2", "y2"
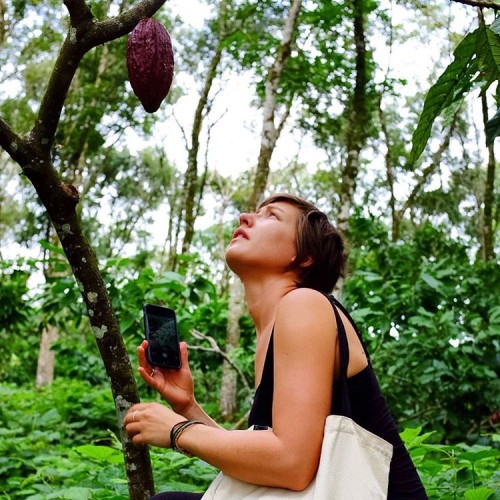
[
  {"x1": 137, "y1": 340, "x2": 195, "y2": 415},
  {"x1": 124, "y1": 402, "x2": 183, "y2": 447}
]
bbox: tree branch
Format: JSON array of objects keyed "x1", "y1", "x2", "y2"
[
  {"x1": 190, "y1": 329, "x2": 253, "y2": 397},
  {"x1": 450, "y1": 0, "x2": 500, "y2": 11},
  {"x1": 0, "y1": 117, "x2": 32, "y2": 165},
  {"x1": 87, "y1": 0, "x2": 169, "y2": 46},
  {"x1": 249, "y1": 0, "x2": 303, "y2": 210},
  {"x1": 398, "y1": 117, "x2": 457, "y2": 219},
  {"x1": 29, "y1": 0, "x2": 168, "y2": 154},
  {"x1": 64, "y1": 0, "x2": 94, "y2": 28}
]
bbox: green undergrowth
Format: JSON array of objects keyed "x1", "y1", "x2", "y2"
[{"x1": 0, "y1": 380, "x2": 498, "y2": 499}]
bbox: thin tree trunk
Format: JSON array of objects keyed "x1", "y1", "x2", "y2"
[
  {"x1": 180, "y1": 0, "x2": 232, "y2": 255},
  {"x1": 0, "y1": 0, "x2": 6, "y2": 45},
  {"x1": 395, "y1": 118, "x2": 457, "y2": 238},
  {"x1": 36, "y1": 223, "x2": 65, "y2": 388},
  {"x1": 480, "y1": 92, "x2": 496, "y2": 260},
  {"x1": 220, "y1": 277, "x2": 245, "y2": 420},
  {"x1": 180, "y1": 45, "x2": 223, "y2": 253},
  {"x1": 377, "y1": 97, "x2": 398, "y2": 241},
  {"x1": 249, "y1": 0, "x2": 302, "y2": 210},
  {"x1": 337, "y1": 0, "x2": 368, "y2": 234},
  {"x1": 36, "y1": 324, "x2": 59, "y2": 388}
]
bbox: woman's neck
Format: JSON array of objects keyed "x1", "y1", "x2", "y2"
[{"x1": 242, "y1": 275, "x2": 297, "y2": 337}]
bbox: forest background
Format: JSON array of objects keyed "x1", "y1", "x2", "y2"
[{"x1": 0, "y1": 0, "x2": 499, "y2": 499}]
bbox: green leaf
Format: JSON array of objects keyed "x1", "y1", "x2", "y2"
[
  {"x1": 55, "y1": 487, "x2": 92, "y2": 500},
  {"x1": 39, "y1": 239, "x2": 65, "y2": 256},
  {"x1": 409, "y1": 30, "x2": 478, "y2": 165},
  {"x1": 459, "y1": 449, "x2": 500, "y2": 463},
  {"x1": 357, "y1": 271, "x2": 382, "y2": 282},
  {"x1": 349, "y1": 307, "x2": 378, "y2": 321},
  {"x1": 74, "y1": 445, "x2": 124, "y2": 465},
  {"x1": 485, "y1": 107, "x2": 500, "y2": 146},
  {"x1": 464, "y1": 487, "x2": 494, "y2": 500},
  {"x1": 476, "y1": 25, "x2": 500, "y2": 91},
  {"x1": 421, "y1": 272, "x2": 442, "y2": 291},
  {"x1": 490, "y1": 17, "x2": 500, "y2": 36},
  {"x1": 400, "y1": 427, "x2": 436, "y2": 448}
]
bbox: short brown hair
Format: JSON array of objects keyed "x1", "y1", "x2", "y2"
[{"x1": 258, "y1": 194, "x2": 347, "y2": 293}]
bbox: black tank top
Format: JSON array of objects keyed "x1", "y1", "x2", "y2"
[{"x1": 248, "y1": 295, "x2": 427, "y2": 499}]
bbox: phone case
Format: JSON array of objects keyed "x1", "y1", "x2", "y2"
[{"x1": 143, "y1": 304, "x2": 181, "y2": 369}]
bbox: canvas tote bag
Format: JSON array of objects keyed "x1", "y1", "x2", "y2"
[{"x1": 201, "y1": 296, "x2": 393, "y2": 500}]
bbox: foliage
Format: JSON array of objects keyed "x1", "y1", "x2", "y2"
[
  {"x1": 344, "y1": 213, "x2": 500, "y2": 442},
  {"x1": 402, "y1": 427, "x2": 500, "y2": 499},
  {"x1": 0, "y1": 379, "x2": 217, "y2": 499},
  {"x1": 0, "y1": 258, "x2": 40, "y2": 384},
  {"x1": 0, "y1": 0, "x2": 497, "y2": 497},
  {"x1": 410, "y1": 16, "x2": 500, "y2": 163},
  {"x1": 1, "y1": 223, "x2": 498, "y2": 496},
  {"x1": 1, "y1": 380, "x2": 498, "y2": 498}
]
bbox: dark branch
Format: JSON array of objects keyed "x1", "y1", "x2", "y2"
[
  {"x1": 0, "y1": 117, "x2": 32, "y2": 165},
  {"x1": 29, "y1": 0, "x2": 168, "y2": 154},
  {"x1": 86, "y1": 0, "x2": 168, "y2": 46},
  {"x1": 450, "y1": 0, "x2": 500, "y2": 10},
  {"x1": 29, "y1": 37, "x2": 85, "y2": 153},
  {"x1": 64, "y1": 0, "x2": 94, "y2": 27}
]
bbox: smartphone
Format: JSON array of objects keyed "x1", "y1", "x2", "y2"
[{"x1": 143, "y1": 304, "x2": 181, "y2": 370}]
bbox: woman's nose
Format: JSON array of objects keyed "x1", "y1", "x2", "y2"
[{"x1": 239, "y1": 212, "x2": 254, "y2": 226}]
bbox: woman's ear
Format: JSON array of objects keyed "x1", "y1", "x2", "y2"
[{"x1": 299, "y1": 256, "x2": 313, "y2": 268}]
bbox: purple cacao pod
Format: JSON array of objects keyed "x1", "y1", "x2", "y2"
[{"x1": 126, "y1": 18, "x2": 174, "y2": 113}]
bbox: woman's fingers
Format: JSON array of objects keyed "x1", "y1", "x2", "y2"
[
  {"x1": 138, "y1": 365, "x2": 159, "y2": 388},
  {"x1": 137, "y1": 341, "x2": 151, "y2": 369},
  {"x1": 123, "y1": 402, "x2": 175, "y2": 447},
  {"x1": 179, "y1": 341, "x2": 188, "y2": 364},
  {"x1": 124, "y1": 402, "x2": 150, "y2": 424}
]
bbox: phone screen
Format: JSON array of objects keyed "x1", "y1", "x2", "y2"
[{"x1": 143, "y1": 304, "x2": 181, "y2": 369}]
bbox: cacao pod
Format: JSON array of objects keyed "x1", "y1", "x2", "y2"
[{"x1": 127, "y1": 18, "x2": 174, "y2": 113}]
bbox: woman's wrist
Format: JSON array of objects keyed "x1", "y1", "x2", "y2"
[
  {"x1": 170, "y1": 419, "x2": 205, "y2": 457},
  {"x1": 172, "y1": 397, "x2": 198, "y2": 418}
]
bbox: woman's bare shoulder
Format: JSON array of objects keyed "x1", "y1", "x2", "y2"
[
  {"x1": 276, "y1": 288, "x2": 336, "y2": 338},
  {"x1": 279, "y1": 287, "x2": 332, "y2": 312}
]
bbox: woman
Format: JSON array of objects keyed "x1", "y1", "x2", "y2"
[{"x1": 124, "y1": 194, "x2": 427, "y2": 499}]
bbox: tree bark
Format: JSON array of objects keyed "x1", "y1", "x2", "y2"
[
  {"x1": 0, "y1": 0, "x2": 6, "y2": 46},
  {"x1": 219, "y1": 277, "x2": 245, "y2": 420},
  {"x1": 0, "y1": 1, "x2": 169, "y2": 497},
  {"x1": 450, "y1": 0, "x2": 500, "y2": 11},
  {"x1": 480, "y1": 92, "x2": 496, "y2": 260},
  {"x1": 377, "y1": 97, "x2": 398, "y2": 241},
  {"x1": 36, "y1": 324, "x2": 59, "y2": 388},
  {"x1": 337, "y1": 0, "x2": 368, "y2": 234},
  {"x1": 181, "y1": 45, "x2": 223, "y2": 253},
  {"x1": 249, "y1": 0, "x2": 302, "y2": 210}
]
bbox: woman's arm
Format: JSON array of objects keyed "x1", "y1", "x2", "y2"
[{"x1": 126, "y1": 289, "x2": 336, "y2": 491}]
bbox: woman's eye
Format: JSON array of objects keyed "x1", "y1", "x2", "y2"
[{"x1": 269, "y1": 212, "x2": 278, "y2": 218}]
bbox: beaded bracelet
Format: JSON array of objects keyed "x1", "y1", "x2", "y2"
[{"x1": 170, "y1": 419, "x2": 204, "y2": 457}]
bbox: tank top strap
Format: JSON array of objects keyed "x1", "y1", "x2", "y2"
[
  {"x1": 259, "y1": 328, "x2": 275, "y2": 389},
  {"x1": 328, "y1": 295, "x2": 371, "y2": 361}
]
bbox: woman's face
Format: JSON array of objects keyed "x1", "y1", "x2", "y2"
[{"x1": 225, "y1": 201, "x2": 301, "y2": 277}]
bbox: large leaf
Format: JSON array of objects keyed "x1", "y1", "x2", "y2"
[
  {"x1": 409, "y1": 30, "x2": 478, "y2": 165},
  {"x1": 463, "y1": 487, "x2": 494, "y2": 500},
  {"x1": 485, "y1": 107, "x2": 500, "y2": 146},
  {"x1": 476, "y1": 24, "x2": 500, "y2": 92},
  {"x1": 489, "y1": 16, "x2": 500, "y2": 36}
]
